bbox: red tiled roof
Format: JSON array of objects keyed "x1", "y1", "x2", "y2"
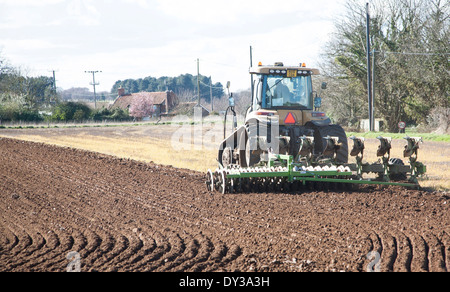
[{"x1": 111, "y1": 91, "x2": 178, "y2": 111}]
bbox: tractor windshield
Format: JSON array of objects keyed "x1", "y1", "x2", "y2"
[{"x1": 262, "y1": 75, "x2": 313, "y2": 110}]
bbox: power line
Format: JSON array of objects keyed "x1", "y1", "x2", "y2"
[
  {"x1": 199, "y1": 58, "x2": 242, "y2": 69},
  {"x1": 376, "y1": 50, "x2": 450, "y2": 56},
  {"x1": 199, "y1": 80, "x2": 223, "y2": 89}
]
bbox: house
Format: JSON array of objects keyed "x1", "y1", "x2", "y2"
[
  {"x1": 165, "y1": 102, "x2": 210, "y2": 118},
  {"x1": 360, "y1": 119, "x2": 385, "y2": 132},
  {"x1": 194, "y1": 104, "x2": 211, "y2": 117},
  {"x1": 110, "y1": 87, "x2": 179, "y2": 117}
]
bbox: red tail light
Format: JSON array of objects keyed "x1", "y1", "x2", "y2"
[
  {"x1": 256, "y1": 112, "x2": 275, "y2": 116},
  {"x1": 312, "y1": 112, "x2": 326, "y2": 118}
]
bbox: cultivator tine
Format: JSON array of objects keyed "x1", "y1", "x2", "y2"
[
  {"x1": 298, "y1": 136, "x2": 315, "y2": 164},
  {"x1": 376, "y1": 137, "x2": 392, "y2": 181},
  {"x1": 376, "y1": 136, "x2": 392, "y2": 158},
  {"x1": 403, "y1": 137, "x2": 425, "y2": 183},
  {"x1": 349, "y1": 136, "x2": 365, "y2": 158},
  {"x1": 350, "y1": 136, "x2": 365, "y2": 178},
  {"x1": 403, "y1": 137, "x2": 422, "y2": 158},
  {"x1": 322, "y1": 136, "x2": 341, "y2": 161}
]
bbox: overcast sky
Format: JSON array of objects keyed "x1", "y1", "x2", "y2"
[{"x1": 0, "y1": 0, "x2": 348, "y2": 94}]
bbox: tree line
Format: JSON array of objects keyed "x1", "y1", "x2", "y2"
[
  {"x1": 320, "y1": 0, "x2": 449, "y2": 133},
  {"x1": 110, "y1": 74, "x2": 225, "y2": 103}
]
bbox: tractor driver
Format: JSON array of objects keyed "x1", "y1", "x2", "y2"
[{"x1": 273, "y1": 79, "x2": 293, "y2": 106}]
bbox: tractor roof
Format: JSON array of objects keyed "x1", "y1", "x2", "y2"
[{"x1": 250, "y1": 62, "x2": 320, "y2": 75}]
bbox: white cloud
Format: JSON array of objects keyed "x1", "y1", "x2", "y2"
[
  {"x1": 0, "y1": 0, "x2": 100, "y2": 29},
  {"x1": 156, "y1": 0, "x2": 344, "y2": 24},
  {"x1": 2, "y1": 39, "x2": 70, "y2": 51},
  {"x1": 66, "y1": 0, "x2": 101, "y2": 26},
  {"x1": 0, "y1": 0, "x2": 63, "y2": 6},
  {"x1": 0, "y1": 0, "x2": 347, "y2": 92},
  {"x1": 121, "y1": 0, "x2": 150, "y2": 9},
  {"x1": 155, "y1": 0, "x2": 285, "y2": 23}
]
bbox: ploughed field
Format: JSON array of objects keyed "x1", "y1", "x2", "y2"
[{"x1": 0, "y1": 138, "x2": 449, "y2": 272}]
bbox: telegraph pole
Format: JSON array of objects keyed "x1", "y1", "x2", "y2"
[
  {"x1": 48, "y1": 69, "x2": 58, "y2": 93},
  {"x1": 372, "y1": 49, "x2": 376, "y2": 131},
  {"x1": 197, "y1": 59, "x2": 201, "y2": 106},
  {"x1": 366, "y1": 3, "x2": 374, "y2": 132},
  {"x1": 47, "y1": 69, "x2": 58, "y2": 106},
  {"x1": 51, "y1": 70, "x2": 57, "y2": 92},
  {"x1": 210, "y1": 76, "x2": 213, "y2": 112},
  {"x1": 250, "y1": 46, "x2": 254, "y2": 98},
  {"x1": 85, "y1": 70, "x2": 102, "y2": 109}
]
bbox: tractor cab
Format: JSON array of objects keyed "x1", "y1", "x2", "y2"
[{"x1": 248, "y1": 62, "x2": 329, "y2": 127}]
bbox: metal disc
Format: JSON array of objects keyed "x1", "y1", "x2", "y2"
[
  {"x1": 213, "y1": 170, "x2": 220, "y2": 192},
  {"x1": 219, "y1": 170, "x2": 227, "y2": 194},
  {"x1": 206, "y1": 169, "x2": 214, "y2": 192}
]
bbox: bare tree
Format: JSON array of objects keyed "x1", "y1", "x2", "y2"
[
  {"x1": 175, "y1": 88, "x2": 197, "y2": 103},
  {"x1": 321, "y1": 0, "x2": 449, "y2": 132}
]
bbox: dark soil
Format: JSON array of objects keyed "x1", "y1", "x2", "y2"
[{"x1": 0, "y1": 138, "x2": 448, "y2": 272}]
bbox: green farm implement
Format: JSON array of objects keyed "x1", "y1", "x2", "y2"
[{"x1": 206, "y1": 135, "x2": 426, "y2": 194}]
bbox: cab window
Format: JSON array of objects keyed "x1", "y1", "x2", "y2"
[{"x1": 262, "y1": 75, "x2": 312, "y2": 109}]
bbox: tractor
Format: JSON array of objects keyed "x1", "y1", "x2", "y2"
[
  {"x1": 206, "y1": 62, "x2": 426, "y2": 194},
  {"x1": 218, "y1": 62, "x2": 348, "y2": 168}
]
